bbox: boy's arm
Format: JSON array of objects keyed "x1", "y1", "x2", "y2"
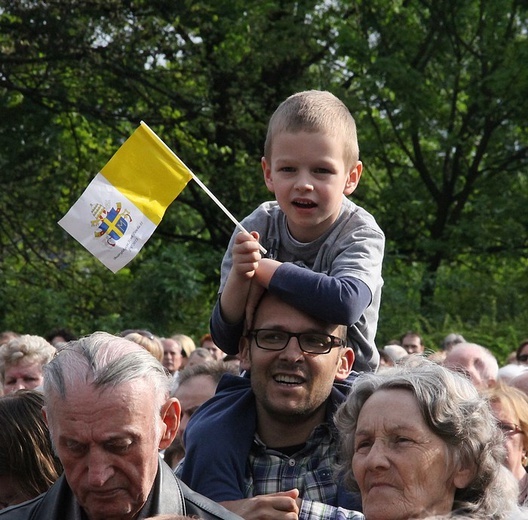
[
  {"x1": 210, "y1": 301, "x2": 244, "y2": 356},
  {"x1": 218, "y1": 231, "x2": 262, "y2": 325},
  {"x1": 256, "y1": 259, "x2": 371, "y2": 326}
]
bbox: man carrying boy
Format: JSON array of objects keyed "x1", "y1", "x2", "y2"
[
  {"x1": 211, "y1": 89, "x2": 384, "y2": 373},
  {"x1": 180, "y1": 292, "x2": 364, "y2": 520}
]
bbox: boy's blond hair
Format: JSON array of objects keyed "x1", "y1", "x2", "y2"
[{"x1": 264, "y1": 90, "x2": 359, "y2": 167}]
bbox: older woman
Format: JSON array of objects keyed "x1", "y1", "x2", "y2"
[
  {"x1": 335, "y1": 357, "x2": 523, "y2": 519},
  {"x1": 0, "y1": 335, "x2": 55, "y2": 394},
  {"x1": 482, "y1": 382, "x2": 528, "y2": 506}
]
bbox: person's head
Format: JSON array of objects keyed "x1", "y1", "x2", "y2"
[
  {"x1": 443, "y1": 342, "x2": 499, "y2": 390},
  {"x1": 123, "y1": 331, "x2": 164, "y2": 364},
  {"x1": 261, "y1": 90, "x2": 362, "y2": 243},
  {"x1": 0, "y1": 390, "x2": 62, "y2": 509},
  {"x1": 335, "y1": 357, "x2": 518, "y2": 520},
  {"x1": 382, "y1": 344, "x2": 408, "y2": 364},
  {"x1": 441, "y1": 332, "x2": 465, "y2": 351},
  {"x1": 199, "y1": 333, "x2": 224, "y2": 361},
  {"x1": 239, "y1": 292, "x2": 354, "y2": 439},
  {"x1": 511, "y1": 372, "x2": 528, "y2": 397},
  {"x1": 42, "y1": 332, "x2": 180, "y2": 520},
  {"x1": 497, "y1": 363, "x2": 528, "y2": 385},
  {"x1": 161, "y1": 337, "x2": 183, "y2": 375},
  {"x1": 174, "y1": 361, "x2": 239, "y2": 439},
  {"x1": 171, "y1": 334, "x2": 196, "y2": 369},
  {"x1": 186, "y1": 347, "x2": 214, "y2": 367},
  {"x1": 0, "y1": 335, "x2": 56, "y2": 394},
  {"x1": 377, "y1": 349, "x2": 394, "y2": 370},
  {"x1": 482, "y1": 382, "x2": 528, "y2": 481},
  {"x1": 0, "y1": 331, "x2": 20, "y2": 346},
  {"x1": 400, "y1": 331, "x2": 425, "y2": 355},
  {"x1": 515, "y1": 339, "x2": 528, "y2": 365},
  {"x1": 45, "y1": 328, "x2": 77, "y2": 347},
  {"x1": 169, "y1": 360, "x2": 239, "y2": 469}
]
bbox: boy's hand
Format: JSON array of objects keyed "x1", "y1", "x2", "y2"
[
  {"x1": 232, "y1": 231, "x2": 262, "y2": 279},
  {"x1": 254, "y1": 257, "x2": 281, "y2": 287}
]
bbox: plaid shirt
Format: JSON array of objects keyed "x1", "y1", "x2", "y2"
[{"x1": 245, "y1": 423, "x2": 364, "y2": 520}]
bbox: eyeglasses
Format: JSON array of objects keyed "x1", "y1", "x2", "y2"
[
  {"x1": 247, "y1": 329, "x2": 345, "y2": 355},
  {"x1": 518, "y1": 354, "x2": 528, "y2": 363},
  {"x1": 497, "y1": 421, "x2": 523, "y2": 436}
]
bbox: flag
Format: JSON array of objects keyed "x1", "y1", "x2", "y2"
[{"x1": 58, "y1": 122, "x2": 193, "y2": 273}]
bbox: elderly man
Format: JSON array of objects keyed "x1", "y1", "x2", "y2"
[
  {"x1": 180, "y1": 292, "x2": 362, "y2": 520},
  {"x1": 442, "y1": 342, "x2": 498, "y2": 390},
  {"x1": 161, "y1": 337, "x2": 183, "y2": 376},
  {"x1": 0, "y1": 332, "x2": 240, "y2": 520}
]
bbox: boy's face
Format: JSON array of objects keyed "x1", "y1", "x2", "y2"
[{"x1": 262, "y1": 131, "x2": 362, "y2": 242}]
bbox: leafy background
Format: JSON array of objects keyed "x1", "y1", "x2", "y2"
[{"x1": 0, "y1": 0, "x2": 527, "y2": 362}]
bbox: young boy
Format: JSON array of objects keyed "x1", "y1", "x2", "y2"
[
  {"x1": 178, "y1": 91, "x2": 384, "y2": 510},
  {"x1": 211, "y1": 89, "x2": 384, "y2": 372}
]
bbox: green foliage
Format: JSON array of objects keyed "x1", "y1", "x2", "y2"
[{"x1": 0, "y1": 0, "x2": 527, "y2": 361}]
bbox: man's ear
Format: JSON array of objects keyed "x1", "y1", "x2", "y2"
[
  {"x1": 239, "y1": 336, "x2": 252, "y2": 372},
  {"x1": 334, "y1": 347, "x2": 355, "y2": 381},
  {"x1": 343, "y1": 161, "x2": 362, "y2": 196},
  {"x1": 261, "y1": 157, "x2": 274, "y2": 193},
  {"x1": 453, "y1": 464, "x2": 475, "y2": 490},
  {"x1": 158, "y1": 398, "x2": 180, "y2": 450}
]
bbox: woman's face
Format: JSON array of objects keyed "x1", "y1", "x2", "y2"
[
  {"x1": 3, "y1": 360, "x2": 44, "y2": 394},
  {"x1": 490, "y1": 401, "x2": 526, "y2": 479},
  {"x1": 352, "y1": 389, "x2": 471, "y2": 520}
]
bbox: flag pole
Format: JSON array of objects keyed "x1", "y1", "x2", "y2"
[{"x1": 140, "y1": 122, "x2": 267, "y2": 255}]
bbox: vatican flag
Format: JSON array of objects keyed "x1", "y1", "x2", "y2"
[{"x1": 58, "y1": 122, "x2": 193, "y2": 273}]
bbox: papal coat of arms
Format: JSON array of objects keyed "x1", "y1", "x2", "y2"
[{"x1": 90, "y1": 202, "x2": 132, "y2": 247}]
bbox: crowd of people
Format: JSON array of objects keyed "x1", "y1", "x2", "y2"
[{"x1": 0, "y1": 89, "x2": 527, "y2": 520}]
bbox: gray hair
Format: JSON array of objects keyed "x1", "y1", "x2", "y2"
[
  {"x1": 176, "y1": 360, "x2": 239, "y2": 388},
  {"x1": 446, "y1": 342, "x2": 499, "y2": 385},
  {"x1": 43, "y1": 331, "x2": 171, "y2": 410},
  {"x1": 335, "y1": 357, "x2": 519, "y2": 519},
  {"x1": 0, "y1": 335, "x2": 56, "y2": 384}
]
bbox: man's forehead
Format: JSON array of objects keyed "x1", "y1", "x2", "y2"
[{"x1": 253, "y1": 294, "x2": 338, "y2": 333}]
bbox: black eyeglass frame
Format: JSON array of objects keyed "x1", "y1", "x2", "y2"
[
  {"x1": 517, "y1": 354, "x2": 528, "y2": 363},
  {"x1": 247, "y1": 329, "x2": 345, "y2": 355}
]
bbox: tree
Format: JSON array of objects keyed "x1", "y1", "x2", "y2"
[
  {"x1": 0, "y1": 0, "x2": 343, "y2": 336},
  {"x1": 332, "y1": 0, "x2": 528, "y2": 348},
  {"x1": 0, "y1": 0, "x2": 526, "y2": 356}
]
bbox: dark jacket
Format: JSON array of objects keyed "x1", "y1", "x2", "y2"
[
  {"x1": 0, "y1": 458, "x2": 241, "y2": 520},
  {"x1": 181, "y1": 373, "x2": 360, "y2": 511}
]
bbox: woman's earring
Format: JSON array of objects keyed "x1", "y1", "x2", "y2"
[{"x1": 522, "y1": 452, "x2": 528, "y2": 467}]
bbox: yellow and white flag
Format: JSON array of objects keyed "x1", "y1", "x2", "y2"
[{"x1": 58, "y1": 122, "x2": 193, "y2": 273}]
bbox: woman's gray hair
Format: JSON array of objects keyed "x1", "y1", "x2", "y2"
[
  {"x1": 43, "y1": 331, "x2": 171, "y2": 411},
  {"x1": 335, "y1": 356, "x2": 520, "y2": 519},
  {"x1": 0, "y1": 335, "x2": 56, "y2": 383}
]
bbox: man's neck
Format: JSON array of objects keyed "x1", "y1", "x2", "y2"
[{"x1": 255, "y1": 402, "x2": 327, "y2": 448}]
